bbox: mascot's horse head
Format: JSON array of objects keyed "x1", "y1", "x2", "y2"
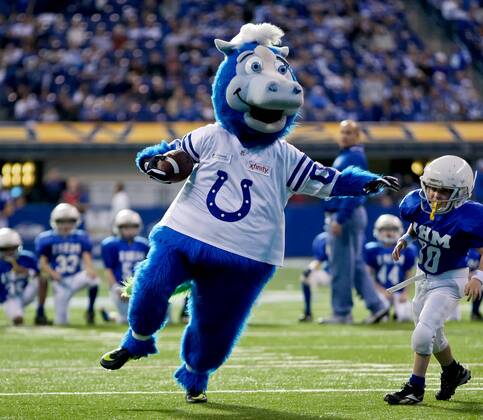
[{"x1": 212, "y1": 23, "x2": 303, "y2": 148}]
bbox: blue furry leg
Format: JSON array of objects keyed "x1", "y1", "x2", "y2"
[
  {"x1": 176, "y1": 256, "x2": 275, "y2": 392},
  {"x1": 121, "y1": 329, "x2": 157, "y2": 357},
  {"x1": 120, "y1": 227, "x2": 192, "y2": 352},
  {"x1": 174, "y1": 364, "x2": 209, "y2": 394}
]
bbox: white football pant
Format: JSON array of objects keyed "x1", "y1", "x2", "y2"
[
  {"x1": 110, "y1": 284, "x2": 129, "y2": 324},
  {"x1": 3, "y1": 280, "x2": 38, "y2": 321},
  {"x1": 52, "y1": 270, "x2": 99, "y2": 325},
  {"x1": 377, "y1": 290, "x2": 412, "y2": 322},
  {"x1": 411, "y1": 268, "x2": 467, "y2": 355}
]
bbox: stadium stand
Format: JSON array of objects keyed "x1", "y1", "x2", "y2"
[
  {"x1": 422, "y1": 0, "x2": 483, "y2": 70},
  {"x1": 0, "y1": 0, "x2": 481, "y2": 123}
]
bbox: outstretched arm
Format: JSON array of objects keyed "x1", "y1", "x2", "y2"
[{"x1": 330, "y1": 166, "x2": 399, "y2": 197}]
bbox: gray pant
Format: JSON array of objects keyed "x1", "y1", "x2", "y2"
[{"x1": 327, "y1": 206, "x2": 385, "y2": 316}]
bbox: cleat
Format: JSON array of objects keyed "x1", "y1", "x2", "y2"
[
  {"x1": 363, "y1": 306, "x2": 390, "y2": 324},
  {"x1": 435, "y1": 364, "x2": 471, "y2": 400},
  {"x1": 100, "y1": 348, "x2": 139, "y2": 370},
  {"x1": 86, "y1": 310, "x2": 95, "y2": 325},
  {"x1": 318, "y1": 314, "x2": 353, "y2": 324},
  {"x1": 186, "y1": 390, "x2": 207, "y2": 404},
  {"x1": 470, "y1": 312, "x2": 482, "y2": 321},
  {"x1": 298, "y1": 314, "x2": 313, "y2": 323},
  {"x1": 99, "y1": 308, "x2": 111, "y2": 323},
  {"x1": 384, "y1": 382, "x2": 424, "y2": 405},
  {"x1": 34, "y1": 314, "x2": 52, "y2": 326}
]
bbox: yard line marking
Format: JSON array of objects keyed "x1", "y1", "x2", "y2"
[{"x1": 1, "y1": 388, "x2": 482, "y2": 397}]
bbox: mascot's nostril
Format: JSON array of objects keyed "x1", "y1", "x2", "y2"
[
  {"x1": 268, "y1": 83, "x2": 278, "y2": 93},
  {"x1": 293, "y1": 86, "x2": 302, "y2": 95}
]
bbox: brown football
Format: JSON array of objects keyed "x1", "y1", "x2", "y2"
[{"x1": 156, "y1": 149, "x2": 194, "y2": 183}]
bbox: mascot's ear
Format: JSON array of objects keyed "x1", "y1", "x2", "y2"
[
  {"x1": 214, "y1": 39, "x2": 236, "y2": 55},
  {"x1": 279, "y1": 46, "x2": 289, "y2": 58}
]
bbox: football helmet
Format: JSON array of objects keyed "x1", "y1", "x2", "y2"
[
  {"x1": 50, "y1": 203, "x2": 81, "y2": 232},
  {"x1": 419, "y1": 155, "x2": 474, "y2": 215},
  {"x1": 0, "y1": 227, "x2": 22, "y2": 259},
  {"x1": 113, "y1": 209, "x2": 142, "y2": 238},
  {"x1": 373, "y1": 214, "x2": 403, "y2": 245}
]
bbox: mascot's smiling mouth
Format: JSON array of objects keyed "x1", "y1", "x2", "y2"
[{"x1": 234, "y1": 89, "x2": 284, "y2": 124}]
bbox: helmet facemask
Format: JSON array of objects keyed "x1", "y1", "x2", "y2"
[
  {"x1": 375, "y1": 227, "x2": 401, "y2": 245},
  {"x1": 419, "y1": 180, "x2": 469, "y2": 216},
  {"x1": 117, "y1": 224, "x2": 141, "y2": 241}
]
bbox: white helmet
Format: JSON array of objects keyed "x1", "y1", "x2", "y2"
[
  {"x1": 0, "y1": 227, "x2": 22, "y2": 258},
  {"x1": 419, "y1": 155, "x2": 474, "y2": 215},
  {"x1": 113, "y1": 209, "x2": 142, "y2": 236},
  {"x1": 50, "y1": 203, "x2": 81, "y2": 231},
  {"x1": 373, "y1": 214, "x2": 403, "y2": 245}
]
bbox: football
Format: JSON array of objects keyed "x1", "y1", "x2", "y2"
[{"x1": 156, "y1": 149, "x2": 194, "y2": 183}]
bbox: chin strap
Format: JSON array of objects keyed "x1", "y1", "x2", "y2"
[{"x1": 429, "y1": 201, "x2": 438, "y2": 221}]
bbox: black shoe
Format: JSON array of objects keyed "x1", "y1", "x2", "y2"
[
  {"x1": 384, "y1": 382, "x2": 424, "y2": 405},
  {"x1": 34, "y1": 314, "x2": 52, "y2": 326},
  {"x1": 298, "y1": 313, "x2": 313, "y2": 322},
  {"x1": 100, "y1": 348, "x2": 139, "y2": 370},
  {"x1": 100, "y1": 308, "x2": 111, "y2": 323},
  {"x1": 471, "y1": 312, "x2": 482, "y2": 321},
  {"x1": 86, "y1": 310, "x2": 95, "y2": 325},
  {"x1": 186, "y1": 390, "x2": 207, "y2": 404},
  {"x1": 435, "y1": 364, "x2": 471, "y2": 400},
  {"x1": 364, "y1": 306, "x2": 390, "y2": 324}
]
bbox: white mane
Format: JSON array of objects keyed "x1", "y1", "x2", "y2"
[{"x1": 230, "y1": 23, "x2": 284, "y2": 47}]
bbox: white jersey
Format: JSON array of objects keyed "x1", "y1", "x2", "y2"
[{"x1": 160, "y1": 123, "x2": 341, "y2": 266}]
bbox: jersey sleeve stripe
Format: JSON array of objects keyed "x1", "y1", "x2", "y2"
[
  {"x1": 287, "y1": 154, "x2": 307, "y2": 188},
  {"x1": 293, "y1": 160, "x2": 315, "y2": 192},
  {"x1": 187, "y1": 133, "x2": 200, "y2": 160},
  {"x1": 181, "y1": 134, "x2": 199, "y2": 162}
]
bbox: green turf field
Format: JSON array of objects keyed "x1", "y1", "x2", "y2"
[{"x1": 0, "y1": 266, "x2": 481, "y2": 419}]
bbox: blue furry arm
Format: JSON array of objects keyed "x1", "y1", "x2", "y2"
[
  {"x1": 135, "y1": 140, "x2": 180, "y2": 173},
  {"x1": 330, "y1": 166, "x2": 379, "y2": 197}
]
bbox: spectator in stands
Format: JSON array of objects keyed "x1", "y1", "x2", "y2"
[
  {"x1": 43, "y1": 168, "x2": 66, "y2": 204},
  {"x1": 61, "y1": 176, "x2": 89, "y2": 214},
  {"x1": 0, "y1": 178, "x2": 14, "y2": 228},
  {"x1": 0, "y1": 0, "x2": 480, "y2": 123},
  {"x1": 111, "y1": 182, "x2": 130, "y2": 219}
]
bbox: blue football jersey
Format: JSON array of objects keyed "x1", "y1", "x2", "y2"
[
  {"x1": 35, "y1": 229, "x2": 92, "y2": 277},
  {"x1": 0, "y1": 250, "x2": 38, "y2": 303},
  {"x1": 466, "y1": 248, "x2": 481, "y2": 271},
  {"x1": 101, "y1": 236, "x2": 149, "y2": 284},
  {"x1": 400, "y1": 189, "x2": 483, "y2": 275},
  {"x1": 364, "y1": 241, "x2": 416, "y2": 291}
]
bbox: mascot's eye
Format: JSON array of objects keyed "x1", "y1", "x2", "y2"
[
  {"x1": 245, "y1": 57, "x2": 263, "y2": 74},
  {"x1": 277, "y1": 63, "x2": 288, "y2": 75}
]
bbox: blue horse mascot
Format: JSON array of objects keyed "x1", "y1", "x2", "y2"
[{"x1": 100, "y1": 23, "x2": 398, "y2": 403}]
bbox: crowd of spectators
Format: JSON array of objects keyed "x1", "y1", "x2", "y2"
[
  {"x1": 0, "y1": 0, "x2": 481, "y2": 123},
  {"x1": 424, "y1": 0, "x2": 483, "y2": 68}
]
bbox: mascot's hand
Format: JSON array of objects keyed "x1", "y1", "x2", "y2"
[
  {"x1": 363, "y1": 176, "x2": 399, "y2": 194},
  {"x1": 142, "y1": 154, "x2": 172, "y2": 184}
]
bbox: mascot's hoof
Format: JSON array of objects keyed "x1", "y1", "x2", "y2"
[
  {"x1": 100, "y1": 348, "x2": 140, "y2": 370},
  {"x1": 186, "y1": 390, "x2": 208, "y2": 404}
]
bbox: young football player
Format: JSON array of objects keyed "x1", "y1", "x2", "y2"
[
  {"x1": 467, "y1": 248, "x2": 482, "y2": 320},
  {"x1": 364, "y1": 214, "x2": 416, "y2": 322},
  {"x1": 35, "y1": 203, "x2": 99, "y2": 325},
  {"x1": 100, "y1": 209, "x2": 149, "y2": 324},
  {"x1": 0, "y1": 228, "x2": 44, "y2": 325},
  {"x1": 385, "y1": 155, "x2": 483, "y2": 405},
  {"x1": 298, "y1": 231, "x2": 331, "y2": 322}
]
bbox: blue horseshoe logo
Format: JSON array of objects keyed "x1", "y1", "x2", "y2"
[{"x1": 206, "y1": 170, "x2": 253, "y2": 222}]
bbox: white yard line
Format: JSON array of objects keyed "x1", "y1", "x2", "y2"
[{"x1": 0, "y1": 388, "x2": 482, "y2": 397}]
